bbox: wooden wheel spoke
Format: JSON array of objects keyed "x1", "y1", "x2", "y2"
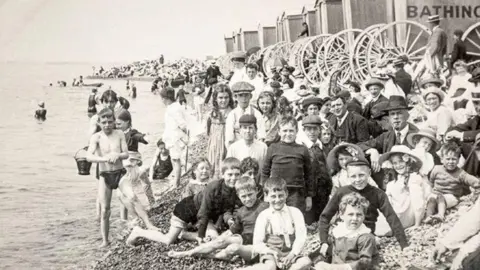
[
  {"x1": 466, "y1": 37, "x2": 480, "y2": 51},
  {"x1": 403, "y1": 24, "x2": 412, "y2": 52},
  {"x1": 408, "y1": 46, "x2": 427, "y2": 57},
  {"x1": 468, "y1": 52, "x2": 480, "y2": 57},
  {"x1": 406, "y1": 31, "x2": 424, "y2": 55}
]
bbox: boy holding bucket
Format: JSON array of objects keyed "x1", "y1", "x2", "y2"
[{"x1": 86, "y1": 108, "x2": 129, "y2": 247}]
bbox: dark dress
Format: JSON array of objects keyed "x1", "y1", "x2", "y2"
[
  {"x1": 35, "y1": 109, "x2": 47, "y2": 120},
  {"x1": 87, "y1": 94, "x2": 97, "y2": 114},
  {"x1": 125, "y1": 129, "x2": 148, "y2": 152},
  {"x1": 152, "y1": 154, "x2": 173, "y2": 180},
  {"x1": 394, "y1": 69, "x2": 413, "y2": 96}
]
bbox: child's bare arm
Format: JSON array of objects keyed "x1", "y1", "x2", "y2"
[
  {"x1": 149, "y1": 148, "x2": 160, "y2": 180},
  {"x1": 118, "y1": 132, "x2": 129, "y2": 160},
  {"x1": 86, "y1": 134, "x2": 107, "y2": 163},
  {"x1": 460, "y1": 171, "x2": 480, "y2": 193}
]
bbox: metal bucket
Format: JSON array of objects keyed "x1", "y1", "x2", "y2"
[{"x1": 74, "y1": 147, "x2": 92, "y2": 175}]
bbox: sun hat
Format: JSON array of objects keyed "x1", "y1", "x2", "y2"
[
  {"x1": 327, "y1": 143, "x2": 365, "y2": 173},
  {"x1": 231, "y1": 51, "x2": 247, "y2": 61},
  {"x1": 378, "y1": 145, "x2": 423, "y2": 168},
  {"x1": 406, "y1": 127, "x2": 441, "y2": 151},
  {"x1": 419, "y1": 77, "x2": 444, "y2": 88},
  {"x1": 365, "y1": 78, "x2": 384, "y2": 89},
  {"x1": 383, "y1": 95, "x2": 413, "y2": 111},
  {"x1": 422, "y1": 87, "x2": 445, "y2": 103}
]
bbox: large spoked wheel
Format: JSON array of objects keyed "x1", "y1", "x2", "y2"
[
  {"x1": 462, "y1": 22, "x2": 480, "y2": 69},
  {"x1": 263, "y1": 43, "x2": 284, "y2": 78},
  {"x1": 275, "y1": 42, "x2": 294, "y2": 65},
  {"x1": 350, "y1": 24, "x2": 385, "y2": 82},
  {"x1": 217, "y1": 54, "x2": 232, "y2": 76},
  {"x1": 248, "y1": 47, "x2": 268, "y2": 64},
  {"x1": 366, "y1": 20, "x2": 430, "y2": 75},
  {"x1": 288, "y1": 37, "x2": 313, "y2": 71},
  {"x1": 322, "y1": 29, "x2": 363, "y2": 84},
  {"x1": 301, "y1": 34, "x2": 330, "y2": 85}
]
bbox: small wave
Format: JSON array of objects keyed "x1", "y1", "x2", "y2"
[{"x1": 17, "y1": 188, "x2": 30, "y2": 192}]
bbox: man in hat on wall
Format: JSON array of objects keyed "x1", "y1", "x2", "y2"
[
  {"x1": 362, "y1": 78, "x2": 388, "y2": 120},
  {"x1": 228, "y1": 51, "x2": 248, "y2": 89},
  {"x1": 393, "y1": 58, "x2": 413, "y2": 96},
  {"x1": 420, "y1": 15, "x2": 448, "y2": 77},
  {"x1": 358, "y1": 95, "x2": 419, "y2": 189},
  {"x1": 225, "y1": 81, "x2": 266, "y2": 148}
]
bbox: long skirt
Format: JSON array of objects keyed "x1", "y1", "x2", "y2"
[{"x1": 207, "y1": 122, "x2": 227, "y2": 179}]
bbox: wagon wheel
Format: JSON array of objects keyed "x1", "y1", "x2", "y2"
[
  {"x1": 301, "y1": 34, "x2": 330, "y2": 84},
  {"x1": 218, "y1": 54, "x2": 232, "y2": 75},
  {"x1": 275, "y1": 42, "x2": 294, "y2": 66},
  {"x1": 322, "y1": 29, "x2": 363, "y2": 84},
  {"x1": 462, "y1": 22, "x2": 480, "y2": 69},
  {"x1": 288, "y1": 37, "x2": 313, "y2": 70},
  {"x1": 350, "y1": 24, "x2": 386, "y2": 82},
  {"x1": 263, "y1": 43, "x2": 283, "y2": 78},
  {"x1": 366, "y1": 20, "x2": 430, "y2": 76}
]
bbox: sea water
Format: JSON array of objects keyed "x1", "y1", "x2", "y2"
[{"x1": 0, "y1": 62, "x2": 167, "y2": 269}]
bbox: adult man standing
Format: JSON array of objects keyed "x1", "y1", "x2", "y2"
[
  {"x1": 226, "y1": 114, "x2": 268, "y2": 170},
  {"x1": 328, "y1": 94, "x2": 369, "y2": 144},
  {"x1": 423, "y1": 15, "x2": 448, "y2": 76},
  {"x1": 358, "y1": 95, "x2": 419, "y2": 188},
  {"x1": 205, "y1": 60, "x2": 222, "y2": 87}
]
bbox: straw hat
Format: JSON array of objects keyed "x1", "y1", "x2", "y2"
[
  {"x1": 365, "y1": 78, "x2": 384, "y2": 89},
  {"x1": 422, "y1": 87, "x2": 445, "y2": 103},
  {"x1": 406, "y1": 127, "x2": 441, "y2": 151},
  {"x1": 419, "y1": 77, "x2": 444, "y2": 88},
  {"x1": 327, "y1": 143, "x2": 365, "y2": 173},
  {"x1": 379, "y1": 145, "x2": 423, "y2": 168}
]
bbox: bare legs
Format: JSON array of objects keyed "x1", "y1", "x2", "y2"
[
  {"x1": 98, "y1": 177, "x2": 113, "y2": 247},
  {"x1": 172, "y1": 158, "x2": 181, "y2": 187}
]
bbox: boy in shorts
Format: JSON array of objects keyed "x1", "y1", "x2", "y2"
[
  {"x1": 240, "y1": 177, "x2": 311, "y2": 270},
  {"x1": 126, "y1": 157, "x2": 241, "y2": 246},
  {"x1": 167, "y1": 176, "x2": 268, "y2": 264},
  {"x1": 86, "y1": 108, "x2": 129, "y2": 247}
]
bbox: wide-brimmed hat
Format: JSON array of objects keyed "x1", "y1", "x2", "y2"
[
  {"x1": 406, "y1": 127, "x2": 441, "y2": 151},
  {"x1": 384, "y1": 95, "x2": 413, "y2": 111},
  {"x1": 422, "y1": 87, "x2": 445, "y2": 103},
  {"x1": 327, "y1": 143, "x2": 365, "y2": 173},
  {"x1": 302, "y1": 96, "x2": 323, "y2": 108},
  {"x1": 427, "y1": 15, "x2": 441, "y2": 23},
  {"x1": 468, "y1": 67, "x2": 480, "y2": 83},
  {"x1": 231, "y1": 51, "x2": 247, "y2": 62},
  {"x1": 379, "y1": 145, "x2": 423, "y2": 168},
  {"x1": 451, "y1": 88, "x2": 467, "y2": 98},
  {"x1": 365, "y1": 78, "x2": 384, "y2": 89},
  {"x1": 419, "y1": 77, "x2": 444, "y2": 88}
]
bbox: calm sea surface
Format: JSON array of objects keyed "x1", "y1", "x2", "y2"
[{"x1": 0, "y1": 62, "x2": 166, "y2": 269}]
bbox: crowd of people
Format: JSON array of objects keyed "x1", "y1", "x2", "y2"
[{"x1": 83, "y1": 15, "x2": 480, "y2": 270}]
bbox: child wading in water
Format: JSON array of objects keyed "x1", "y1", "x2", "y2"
[
  {"x1": 168, "y1": 176, "x2": 268, "y2": 264},
  {"x1": 149, "y1": 139, "x2": 173, "y2": 181},
  {"x1": 86, "y1": 108, "x2": 129, "y2": 247},
  {"x1": 313, "y1": 192, "x2": 379, "y2": 270},
  {"x1": 206, "y1": 84, "x2": 234, "y2": 179},
  {"x1": 182, "y1": 158, "x2": 212, "y2": 198},
  {"x1": 238, "y1": 177, "x2": 312, "y2": 270},
  {"x1": 35, "y1": 101, "x2": 47, "y2": 120},
  {"x1": 126, "y1": 157, "x2": 241, "y2": 246}
]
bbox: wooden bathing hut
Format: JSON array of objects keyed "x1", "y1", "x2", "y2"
[
  {"x1": 240, "y1": 27, "x2": 260, "y2": 52},
  {"x1": 258, "y1": 23, "x2": 277, "y2": 48},
  {"x1": 276, "y1": 16, "x2": 285, "y2": 42},
  {"x1": 302, "y1": 4, "x2": 319, "y2": 36},
  {"x1": 342, "y1": 0, "x2": 392, "y2": 30},
  {"x1": 315, "y1": 0, "x2": 344, "y2": 34},
  {"x1": 281, "y1": 10, "x2": 305, "y2": 42},
  {"x1": 236, "y1": 29, "x2": 243, "y2": 51},
  {"x1": 224, "y1": 35, "x2": 234, "y2": 53}
]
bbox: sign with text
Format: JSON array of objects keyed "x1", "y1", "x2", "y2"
[{"x1": 407, "y1": 5, "x2": 480, "y2": 19}]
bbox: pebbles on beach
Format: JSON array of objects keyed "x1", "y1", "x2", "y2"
[{"x1": 91, "y1": 132, "x2": 477, "y2": 270}]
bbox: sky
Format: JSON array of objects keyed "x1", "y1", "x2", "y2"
[{"x1": 0, "y1": 0, "x2": 313, "y2": 63}]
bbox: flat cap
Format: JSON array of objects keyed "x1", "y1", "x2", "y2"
[
  {"x1": 239, "y1": 114, "x2": 257, "y2": 125},
  {"x1": 231, "y1": 81, "x2": 255, "y2": 93},
  {"x1": 346, "y1": 157, "x2": 370, "y2": 168},
  {"x1": 270, "y1": 81, "x2": 281, "y2": 88},
  {"x1": 302, "y1": 96, "x2": 324, "y2": 108},
  {"x1": 365, "y1": 78, "x2": 385, "y2": 89},
  {"x1": 302, "y1": 115, "x2": 323, "y2": 127}
]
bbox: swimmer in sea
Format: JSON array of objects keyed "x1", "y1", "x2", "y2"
[
  {"x1": 87, "y1": 89, "x2": 98, "y2": 118},
  {"x1": 34, "y1": 102, "x2": 47, "y2": 120},
  {"x1": 86, "y1": 107, "x2": 129, "y2": 247}
]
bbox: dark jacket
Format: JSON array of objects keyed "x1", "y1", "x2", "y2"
[
  {"x1": 125, "y1": 129, "x2": 148, "y2": 152},
  {"x1": 328, "y1": 112, "x2": 370, "y2": 144},
  {"x1": 362, "y1": 95, "x2": 388, "y2": 120},
  {"x1": 394, "y1": 69, "x2": 413, "y2": 96},
  {"x1": 450, "y1": 115, "x2": 480, "y2": 143},
  {"x1": 450, "y1": 40, "x2": 468, "y2": 68},
  {"x1": 347, "y1": 98, "x2": 363, "y2": 115},
  {"x1": 358, "y1": 123, "x2": 419, "y2": 153},
  {"x1": 206, "y1": 65, "x2": 222, "y2": 85}
]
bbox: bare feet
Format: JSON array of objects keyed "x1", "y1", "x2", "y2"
[
  {"x1": 100, "y1": 241, "x2": 110, "y2": 248},
  {"x1": 126, "y1": 226, "x2": 140, "y2": 246}
]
